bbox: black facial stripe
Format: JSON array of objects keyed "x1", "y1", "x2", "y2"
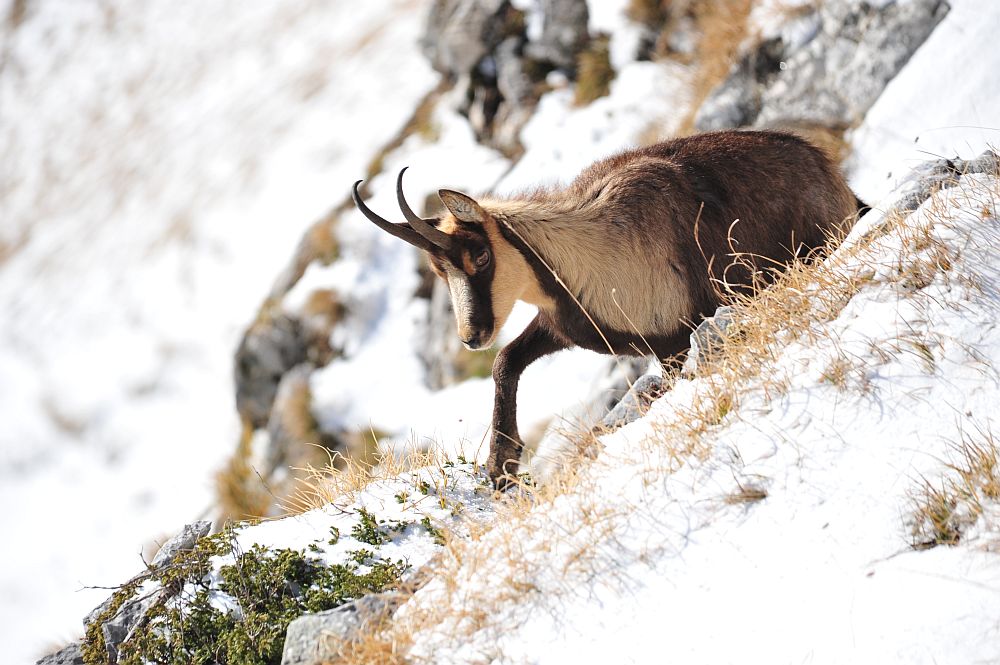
[
  {"x1": 467, "y1": 267, "x2": 495, "y2": 334},
  {"x1": 443, "y1": 224, "x2": 492, "y2": 275},
  {"x1": 438, "y1": 223, "x2": 497, "y2": 339}
]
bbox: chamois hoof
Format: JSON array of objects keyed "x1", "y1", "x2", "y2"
[
  {"x1": 490, "y1": 472, "x2": 519, "y2": 493},
  {"x1": 487, "y1": 458, "x2": 520, "y2": 493}
]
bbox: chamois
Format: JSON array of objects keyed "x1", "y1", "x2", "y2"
[{"x1": 352, "y1": 130, "x2": 860, "y2": 489}]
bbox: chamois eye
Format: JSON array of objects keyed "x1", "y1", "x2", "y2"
[{"x1": 474, "y1": 248, "x2": 491, "y2": 269}]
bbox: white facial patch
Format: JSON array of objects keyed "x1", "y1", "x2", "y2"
[{"x1": 445, "y1": 267, "x2": 476, "y2": 341}]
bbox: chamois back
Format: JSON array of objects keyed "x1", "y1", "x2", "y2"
[{"x1": 486, "y1": 130, "x2": 856, "y2": 356}]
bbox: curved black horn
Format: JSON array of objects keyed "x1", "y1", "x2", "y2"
[
  {"x1": 352, "y1": 180, "x2": 436, "y2": 252},
  {"x1": 397, "y1": 167, "x2": 453, "y2": 251}
]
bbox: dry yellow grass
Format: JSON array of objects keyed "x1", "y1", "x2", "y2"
[
  {"x1": 574, "y1": 34, "x2": 614, "y2": 106},
  {"x1": 626, "y1": 0, "x2": 672, "y2": 29},
  {"x1": 911, "y1": 427, "x2": 1000, "y2": 549},
  {"x1": 675, "y1": 0, "x2": 756, "y2": 136},
  {"x1": 778, "y1": 123, "x2": 853, "y2": 165},
  {"x1": 284, "y1": 439, "x2": 481, "y2": 515},
  {"x1": 275, "y1": 422, "x2": 629, "y2": 661},
  {"x1": 216, "y1": 418, "x2": 274, "y2": 521},
  {"x1": 324, "y1": 438, "x2": 637, "y2": 663},
  {"x1": 648, "y1": 182, "x2": 978, "y2": 466}
]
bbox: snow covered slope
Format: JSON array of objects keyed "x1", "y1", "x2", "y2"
[
  {"x1": 0, "y1": 1, "x2": 436, "y2": 660},
  {"x1": 849, "y1": 0, "x2": 1000, "y2": 200},
  {"x1": 399, "y1": 165, "x2": 1000, "y2": 665},
  {"x1": 82, "y1": 163, "x2": 1000, "y2": 665}
]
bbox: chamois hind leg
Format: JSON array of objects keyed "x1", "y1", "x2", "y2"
[{"x1": 489, "y1": 313, "x2": 567, "y2": 490}]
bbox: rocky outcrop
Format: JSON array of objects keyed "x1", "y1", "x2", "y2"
[
  {"x1": 529, "y1": 357, "x2": 651, "y2": 481},
  {"x1": 80, "y1": 521, "x2": 212, "y2": 665},
  {"x1": 35, "y1": 644, "x2": 84, "y2": 665},
  {"x1": 235, "y1": 312, "x2": 313, "y2": 430},
  {"x1": 235, "y1": 213, "x2": 343, "y2": 432},
  {"x1": 265, "y1": 363, "x2": 340, "y2": 474},
  {"x1": 683, "y1": 306, "x2": 736, "y2": 376},
  {"x1": 421, "y1": 0, "x2": 589, "y2": 154},
  {"x1": 420, "y1": 278, "x2": 467, "y2": 390},
  {"x1": 696, "y1": 0, "x2": 950, "y2": 132},
  {"x1": 421, "y1": 0, "x2": 509, "y2": 77},
  {"x1": 887, "y1": 150, "x2": 1000, "y2": 215},
  {"x1": 233, "y1": 287, "x2": 344, "y2": 500},
  {"x1": 281, "y1": 591, "x2": 405, "y2": 665},
  {"x1": 599, "y1": 373, "x2": 667, "y2": 431},
  {"x1": 523, "y1": 0, "x2": 590, "y2": 70}
]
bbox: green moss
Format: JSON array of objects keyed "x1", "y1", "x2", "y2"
[
  {"x1": 81, "y1": 579, "x2": 141, "y2": 664},
  {"x1": 85, "y1": 526, "x2": 406, "y2": 665},
  {"x1": 420, "y1": 517, "x2": 447, "y2": 546},
  {"x1": 351, "y1": 508, "x2": 389, "y2": 546},
  {"x1": 83, "y1": 531, "x2": 232, "y2": 664}
]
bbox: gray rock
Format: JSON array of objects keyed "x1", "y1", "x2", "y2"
[
  {"x1": 495, "y1": 37, "x2": 533, "y2": 107},
  {"x1": 880, "y1": 149, "x2": 1000, "y2": 220},
  {"x1": 694, "y1": 37, "x2": 786, "y2": 131},
  {"x1": 523, "y1": 0, "x2": 589, "y2": 71},
  {"x1": 696, "y1": 0, "x2": 949, "y2": 132},
  {"x1": 281, "y1": 592, "x2": 404, "y2": 665},
  {"x1": 662, "y1": 15, "x2": 697, "y2": 58},
  {"x1": 101, "y1": 593, "x2": 159, "y2": 663},
  {"x1": 421, "y1": 0, "x2": 508, "y2": 78},
  {"x1": 35, "y1": 643, "x2": 84, "y2": 665},
  {"x1": 684, "y1": 306, "x2": 735, "y2": 375},
  {"x1": 964, "y1": 151, "x2": 1000, "y2": 177},
  {"x1": 84, "y1": 521, "x2": 212, "y2": 663},
  {"x1": 491, "y1": 36, "x2": 537, "y2": 155},
  {"x1": 757, "y1": 0, "x2": 949, "y2": 129},
  {"x1": 599, "y1": 373, "x2": 667, "y2": 431},
  {"x1": 422, "y1": 0, "x2": 591, "y2": 154},
  {"x1": 421, "y1": 278, "x2": 465, "y2": 390},
  {"x1": 265, "y1": 362, "x2": 342, "y2": 474},
  {"x1": 150, "y1": 520, "x2": 211, "y2": 569},
  {"x1": 235, "y1": 313, "x2": 310, "y2": 429},
  {"x1": 531, "y1": 357, "x2": 649, "y2": 480}
]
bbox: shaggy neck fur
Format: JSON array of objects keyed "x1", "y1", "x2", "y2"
[{"x1": 480, "y1": 189, "x2": 691, "y2": 338}]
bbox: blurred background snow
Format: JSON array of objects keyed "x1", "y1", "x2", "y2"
[{"x1": 0, "y1": 1, "x2": 437, "y2": 659}]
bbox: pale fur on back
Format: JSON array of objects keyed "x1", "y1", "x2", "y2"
[{"x1": 479, "y1": 174, "x2": 692, "y2": 339}]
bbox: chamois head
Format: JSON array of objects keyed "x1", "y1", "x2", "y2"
[{"x1": 352, "y1": 168, "x2": 526, "y2": 350}]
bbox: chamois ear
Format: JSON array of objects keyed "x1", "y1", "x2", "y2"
[{"x1": 438, "y1": 189, "x2": 487, "y2": 223}]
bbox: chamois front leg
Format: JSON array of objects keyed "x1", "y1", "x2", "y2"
[{"x1": 488, "y1": 313, "x2": 567, "y2": 490}]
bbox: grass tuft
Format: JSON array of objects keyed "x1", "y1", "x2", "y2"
[
  {"x1": 911, "y1": 428, "x2": 1000, "y2": 549},
  {"x1": 216, "y1": 419, "x2": 273, "y2": 521},
  {"x1": 626, "y1": 0, "x2": 671, "y2": 28},
  {"x1": 675, "y1": 0, "x2": 756, "y2": 135},
  {"x1": 574, "y1": 35, "x2": 614, "y2": 107}
]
